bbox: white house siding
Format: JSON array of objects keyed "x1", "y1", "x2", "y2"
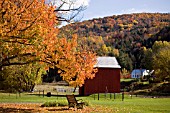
[{"x1": 131, "y1": 69, "x2": 151, "y2": 79}]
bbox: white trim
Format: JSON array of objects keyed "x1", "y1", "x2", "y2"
[{"x1": 94, "y1": 65, "x2": 121, "y2": 68}]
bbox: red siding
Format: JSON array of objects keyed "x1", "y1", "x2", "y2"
[{"x1": 79, "y1": 68, "x2": 120, "y2": 96}]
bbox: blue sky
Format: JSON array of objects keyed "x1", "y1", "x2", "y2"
[{"x1": 81, "y1": 0, "x2": 170, "y2": 21}]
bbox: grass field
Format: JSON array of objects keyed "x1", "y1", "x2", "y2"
[
  {"x1": 88, "y1": 96, "x2": 170, "y2": 113},
  {"x1": 0, "y1": 92, "x2": 170, "y2": 113}
]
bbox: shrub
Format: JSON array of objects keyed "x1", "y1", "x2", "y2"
[
  {"x1": 41, "y1": 101, "x2": 57, "y2": 107},
  {"x1": 41, "y1": 100, "x2": 90, "y2": 107},
  {"x1": 57, "y1": 100, "x2": 68, "y2": 107},
  {"x1": 41, "y1": 101, "x2": 67, "y2": 107}
]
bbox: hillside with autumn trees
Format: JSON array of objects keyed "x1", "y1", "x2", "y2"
[{"x1": 60, "y1": 13, "x2": 170, "y2": 72}]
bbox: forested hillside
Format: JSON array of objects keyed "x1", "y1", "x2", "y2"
[{"x1": 60, "y1": 13, "x2": 170, "y2": 71}]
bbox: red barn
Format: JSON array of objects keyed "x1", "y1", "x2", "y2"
[{"x1": 79, "y1": 57, "x2": 121, "y2": 96}]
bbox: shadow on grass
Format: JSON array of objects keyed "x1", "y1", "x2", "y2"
[
  {"x1": 0, "y1": 107, "x2": 35, "y2": 113},
  {"x1": 46, "y1": 107, "x2": 69, "y2": 111}
]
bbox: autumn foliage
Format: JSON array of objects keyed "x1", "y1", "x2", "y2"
[
  {"x1": 0, "y1": 0, "x2": 97, "y2": 88},
  {"x1": 43, "y1": 34, "x2": 97, "y2": 87},
  {"x1": 0, "y1": 0, "x2": 58, "y2": 67}
]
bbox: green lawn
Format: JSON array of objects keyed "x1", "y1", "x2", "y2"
[
  {"x1": 121, "y1": 78, "x2": 135, "y2": 82},
  {"x1": 86, "y1": 97, "x2": 170, "y2": 113},
  {"x1": 0, "y1": 92, "x2": 170, "y2": 113},
  {"x1": 0, "y1": 92, "x2": 66, "y2": 103},
  {"x1": 83, "y1": 94, "x2": 170, "y2": 113}
]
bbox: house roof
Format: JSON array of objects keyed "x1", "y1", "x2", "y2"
[
  {"x1": 94, "y1": 57, "x2": 121, "y2": 68},
  {"x1": 131, "y1": 69, "x2": 146, "y2": 75}
]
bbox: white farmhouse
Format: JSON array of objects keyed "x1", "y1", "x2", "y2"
[{"x1": 131, "y1": 69, "x2": 154, "y2": 79}]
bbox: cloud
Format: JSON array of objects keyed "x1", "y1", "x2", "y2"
[
  {"x1": 121, "y1": 8, "x2": 148, "y2": 14},
  {"x1": 121, "y1": 8, "x2": 137, "y2": 13}
]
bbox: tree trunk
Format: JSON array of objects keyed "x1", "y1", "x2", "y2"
[{"x1": 73, "y1": 87, "x2": 77, "y2": 93}]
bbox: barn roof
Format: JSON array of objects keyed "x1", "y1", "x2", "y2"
[{"x1": 94, "y1": 57, "x2": 121, "y2": 68}]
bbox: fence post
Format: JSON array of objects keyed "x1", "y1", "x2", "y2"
[
  {"x1": 39, "y1": 90, "x2": 40, "y2": 97},
  {"x1": 122, "y1": 89, "x2": 124, "y2": 101},
  {"x1": 114, "y1": 93, "x2": 116, "y2": 99},
  {"x1": 110, "y1": 93, "x2": 112, "y2": 99},
  {"x1": 98, "y1": 93, "x2": 99, "y2": 100}
]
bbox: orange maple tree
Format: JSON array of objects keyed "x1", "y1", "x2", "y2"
[
  {"x1": 42, "y1": 34, "x2": 97, "y2": 87},
  {"x1": 0, "y1": 0, "x2": 58, "y2": 67},
  {"x1": 0, "y1": 0, "x2": 97, "y2": 87},
  {"x1": 55, "y1": 35, "x2": 97, "y2": 87}
]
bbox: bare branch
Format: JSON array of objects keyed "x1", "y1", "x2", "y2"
[
  {"x1": 49, "y1": 0, "x2": 86, "y2": 22},
  {"x1": 0, "y1": 53, "x2": 37, "y2": 68},
  {"x1": 54, "y1": 5, "x2": 84, "y2": 12},
  {"x1": 56, "y1": 0, "x2": 66, "y2": 10}
]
